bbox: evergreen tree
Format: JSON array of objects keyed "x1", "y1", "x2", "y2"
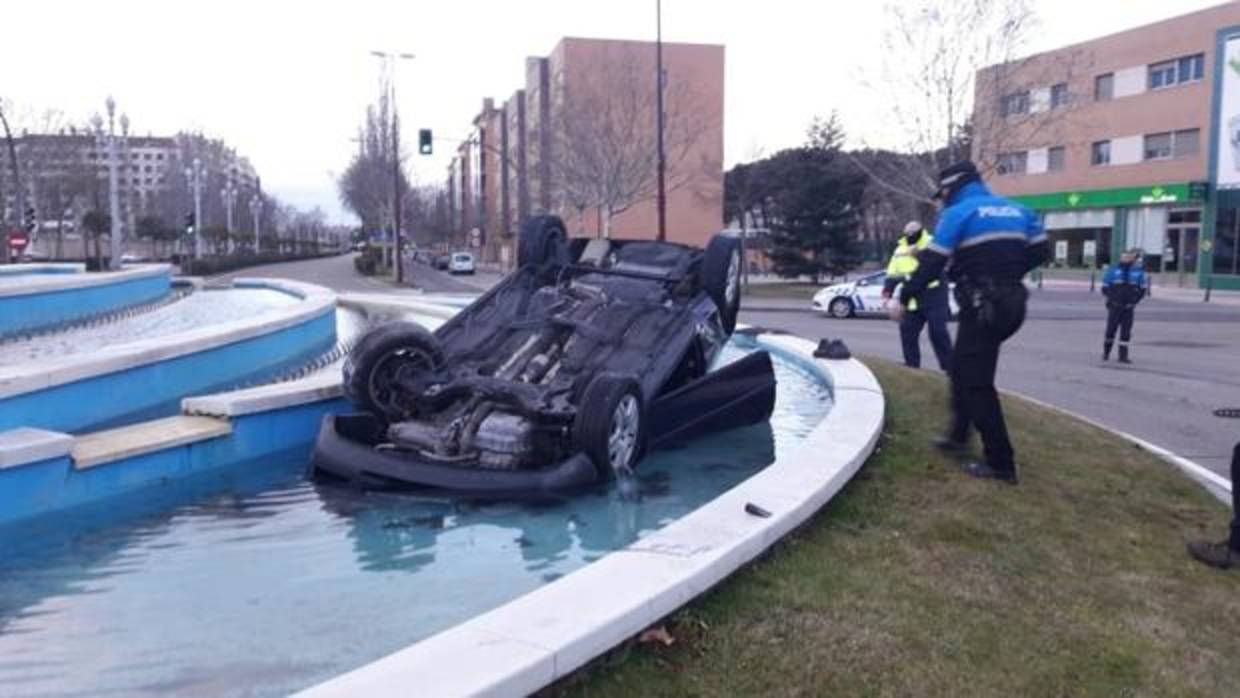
[{"x1": 765, "y1": 115, "x2": 866, "y2": 282}]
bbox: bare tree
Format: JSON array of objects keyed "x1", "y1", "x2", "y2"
[
  {"x1": 547, "y1": 43, "x2": 713, "y2": 238},
  {"x1": 852, "y1": 0, "x2": 1087, "y2": 205}
]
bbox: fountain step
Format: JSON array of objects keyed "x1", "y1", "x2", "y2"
[{"x1": 72, "y1": 415, "x2": 232, "y2": 469}]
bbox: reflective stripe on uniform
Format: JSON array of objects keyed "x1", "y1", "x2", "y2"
[{"x1": 957, "y1": 231, "x2": 1029, "y2": 248}]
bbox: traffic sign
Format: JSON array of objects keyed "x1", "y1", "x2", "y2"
[{"x1": 7, "y1": 231, "x2": 30, "y2": 252}]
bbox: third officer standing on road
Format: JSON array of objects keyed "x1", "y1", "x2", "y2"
[
  {"x1": 882, "y1": 220, "x2": 953, "y2": 370},
  {"x1": 900, "y1": 161, "x2": 1049, "y2": 484},
  {"x1": 1100, "y1": 249, "x2": 1147, "y2": 364}
]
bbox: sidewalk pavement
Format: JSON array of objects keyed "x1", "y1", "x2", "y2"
[{"x1": 1035, "y1": 278, "x2": 1240, "y2": 306}]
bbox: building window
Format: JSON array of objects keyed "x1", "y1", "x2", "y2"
[
  {"x1": 1091, "y1": 140, "x2": 1111, "y2": 166},
  {"x1": 1149, "y1": 53, "x2": 1205, "y2": 89},
  {"x1": 1144, "y1": 132, "x2": 1172, "y2": 160},
  {"x1": 1095, "y1": 73, "x2": 1114, "y2": 101},
  {"x1": 1047, "y1": 146, "x2": 1066, "y2": 171},
  {"x1": 996, "y1": 151, "x2": 1028, "y2": 175},
  {"x1": 1050, "y1": 83, "x2": 1070, "y2": 109},
  {"x1": 1173, "y1": 128, "x2": 1200, "y2": 158},
  {"x1": 999, "y1": 91, "x2": 1029, "y2": 118}
]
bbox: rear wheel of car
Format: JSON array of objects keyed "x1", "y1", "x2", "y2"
[
  {"x1": 518, "y1": 215, "x2": 569, "y2": 268},
  {"x1": 702, "y1": 234, "x2": 742, "y2": 334},
  {"x1": 573, "y1": 373, "x2": 646, "y2": 481},
  {"x1": 828, "y1": 297, "x2": 854, "y2": 319},
  {"x1": 343, "y1": 322, "x2": 442, "y2": 422}
]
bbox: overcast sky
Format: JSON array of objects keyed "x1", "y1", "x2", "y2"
[{"x1": 0, "y1": 0, "x2": 1226, "y2": 223}]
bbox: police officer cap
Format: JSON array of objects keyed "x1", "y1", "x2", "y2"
[
  {"x1": 933, "y1": 160, "x2": 980, "y2": 200},
  {"x1": 903, "y1": 221, "x2": 922, "y2": 235}
]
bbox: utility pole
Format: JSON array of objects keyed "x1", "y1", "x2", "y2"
[
  {"x1": 655, "y1": 0, "x2": 667, "y2": 242},
  {"x1": 371, "y1": 50, "x2": 414, "y2": 285}
]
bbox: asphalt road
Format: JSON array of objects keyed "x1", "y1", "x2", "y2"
[
  {"x1": 209, "y1": 253, "x2": 499, "y2": 294},
  {"x1": 742, "y1": 289, "x2": 1240, "y2": 477},
  {"x1": 214, "y1": 254, "x2": 1239, "y2": 478}
]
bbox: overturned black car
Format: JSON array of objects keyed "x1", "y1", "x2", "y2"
[{"x1": 310, "y1": 215, "x2": 777, "y2": 494}]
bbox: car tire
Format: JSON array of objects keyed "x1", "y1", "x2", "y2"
[
  {"x1": 828, "y1": 297, "x2": 854, "y2": 319},
  {"x1": 573, "y1": 373, "x2": 646, "y2": 481},
  {"x1": 343, "y1": 322, "x2": 443, "y2": 422},
  {"x1": 702, "y1": 234, "x2": 742, "y2": 334},
  {"x1": 518, "y1": 215, "x2": 569, "y2": 268}
]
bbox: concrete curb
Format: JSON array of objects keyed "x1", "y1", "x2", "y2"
[
  {"x1": 296, "y1": 321, "x2": 884, "y2": 698},
  {"x1": 1004, "y1": 388, "x2": 1232, "y2": 503}
]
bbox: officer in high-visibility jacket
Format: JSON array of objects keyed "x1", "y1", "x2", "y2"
[
  {"x1": 882, "y1": 220, "x2": 953, "y2": 370},
  {"x1": 901, "y1": 161, "x2": 1049, "y2": 485},
  {"x1": 1100, "y1": 250, "x2": 1147, "y2": 364}
]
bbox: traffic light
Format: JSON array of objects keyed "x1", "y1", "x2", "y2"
[
  {"x1": 184, "y1": 211, "x2": 196, "y2": 235},
  {"x1": 24, "y1": 207, "x2": 36, "y2": 234},
  {"x1": 418, "y1": 129, "x2": 433, "y2": 155}
]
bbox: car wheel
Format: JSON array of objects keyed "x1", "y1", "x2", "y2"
[
  {"x1": 828, "y1": 297, "x2": 854, "y2": 319},
  {"x1": 702, "y1": 234, "x2": 742, "y2": 334},
  {"x1": 518, "y1": 215, "x2": 569, "y2": 268},
  {"x1": 343, "y1": 322, "x2": 442, "y2": 422},
  {"x1": 573, "y1": 373, "x2": 646, "y2": 481}
]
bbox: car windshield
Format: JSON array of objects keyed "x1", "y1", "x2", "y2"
[{"x1": 453, "y1": 254, "x2": 471, "y2": 261}]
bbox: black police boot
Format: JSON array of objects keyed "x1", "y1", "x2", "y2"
[
  {"x1": 932, "y1": 435, "x2": 969, "y2": 457},
  {"x1": 1102, "y1": 341, "x2": 1112, "y2": 361},
  {"x1": 960, "y1": 461, "x2": 1018, "y2": 485},
  {"x1": 1187, "y1": 540, "x2": 1240, "y2": 570},
  {"x1": 1118, "y1": 345, "x2": 1132, "y2": 364}
]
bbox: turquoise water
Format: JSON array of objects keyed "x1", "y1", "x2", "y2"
[{"x1": 0, "y1": 343, "x2": 830, "y2": 698}]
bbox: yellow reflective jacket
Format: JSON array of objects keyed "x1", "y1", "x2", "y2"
[{"x1": 885, "y1": 230, "x2": 939, "y2": 311}]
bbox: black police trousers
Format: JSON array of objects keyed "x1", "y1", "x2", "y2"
[
  {"x1": 947, "y1": 285, "x2": 1027, "y2": 472},
  {"x1": 1104, "y1": 305, "x2": 1135, "y2": 356},
  {"x1": 900, "y1": 286, "x2": 952, "y2": 370}
]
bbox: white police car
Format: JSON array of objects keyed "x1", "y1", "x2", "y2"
[{"x1": 812, "y1": 271, "x2": 957, "y2": 319}]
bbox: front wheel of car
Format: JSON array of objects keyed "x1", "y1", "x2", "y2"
[
  {"x1": 573, "y1": 373, "x2": 646, "y2": 481},
  {"x1": 828, "y1": 297, "x2": 854, "y2": 319},
  {"x1": 343, "y1": 322, "x2": 443, "y2": 422},
  {"x1": 702, "y1": 234, "x2": 742, "y2": 334}
]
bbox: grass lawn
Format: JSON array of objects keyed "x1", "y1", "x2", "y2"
[
  {"x1": 740, "y1": 283, "x2": 825, "y2": 300},
  {"x1": 549, "y1": 358, "x2": 1240, "y2": 697}
]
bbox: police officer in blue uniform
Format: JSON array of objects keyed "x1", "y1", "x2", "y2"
[
  {"x1": 1100, "y1": 250, "x2": 1147, "y2": 363},
  {"x1": 900, "y1": 161, "x2": 1049, "y2": 484}
]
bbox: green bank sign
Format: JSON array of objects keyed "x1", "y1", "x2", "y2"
[{"x1": 1011, "y1": 183, "x2": 1203, "y2": 210}]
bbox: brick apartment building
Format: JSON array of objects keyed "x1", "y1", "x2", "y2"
[
  {"x1": 447, "y1": 37, "x2": 725, "y2": 267},
  {"x1": 973, "y1": 1, "x2": 1240, "y2": 289}
]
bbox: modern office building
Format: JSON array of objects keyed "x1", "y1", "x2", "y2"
[
  {"x1": 448, "y1": 37, "x2": 725, "y2": 266},
  {"x1": 972, "y1": 2, "x2": 1240, "y2": 288}
]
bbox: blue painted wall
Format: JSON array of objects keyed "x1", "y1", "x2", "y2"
[
  {"x1": 0, "y1": 272, "x2": 171, "y2": 337},
  {"x1": 0, "y1": 396, "x2": 349, "y2": 528},
  {"x1": 0, "y1": 310, "x2": 337, "y2": 433}
]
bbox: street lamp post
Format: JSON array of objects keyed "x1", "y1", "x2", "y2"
[
  {"x1": 371, "y1": 49, "x2": 415, "y2": 285},
  {"x1": 119, "y1": 113, "x2": 133, "y2": 248},
  {"x1": 249, "y1": 194, "x2": 262, "y2": 253},
  {"x1": 91, "y1": 96, "x2": 126, "y2": 269},
  {"x1": 220, "y1": 182, "x2": 237, "y2": 254},
  {"x1": 655, "y1": 0, "x2": 667, "y2": 242},
  {"x1": 184, "y1": 157, "x2": 206, "y2": 259}
]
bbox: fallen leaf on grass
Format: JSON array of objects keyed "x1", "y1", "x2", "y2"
[{"x1": 638, "y1": 625, "x2": 675, "y2": 646}]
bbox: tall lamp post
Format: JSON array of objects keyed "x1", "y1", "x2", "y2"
[
  {"x1": 371, "y1": 49, "x2": 415, "y2": 284},
  {"x1": 91, "y1": 96, "x2": 127, "y2": 269},
  {"x1": 184, "y1": 157, "x2": 206, "y2": 259},
  {"x1": 249, "y1": 194, "x2": 262, "y2": 253},
  {"x1": 220, "y1": 181, "x2": 237, "y2": 254}
]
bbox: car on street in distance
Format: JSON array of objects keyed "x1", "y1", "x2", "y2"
[
  {"x1": 812, "y1": 271, "x2": 958, "y2": 319},
  {"x1": 448, "y1": 252, "x2": 475, "y2": 275}
]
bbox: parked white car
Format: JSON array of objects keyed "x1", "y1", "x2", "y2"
[
  {"x1": 448, "y1": 252, "x2": 476, "y2": 275},
  {"x1": 812, "y1": 271, "x2": 958, "y2": 319}
]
